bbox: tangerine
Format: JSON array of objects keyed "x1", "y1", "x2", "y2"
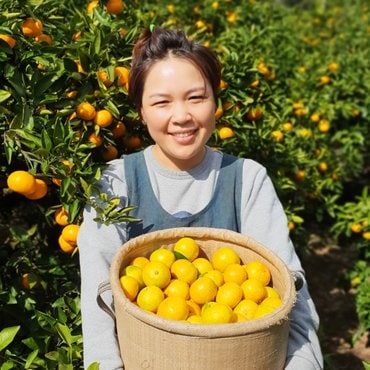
[
  {"x1": 7, "y1": 171, "x2": 36, "y2": 195},
  {"x1": 136, "y1": 285, "x2": 164, "y2": 313},
  {"x1": 24, "y1": 178, "x2": 48, "y2": 200},
  {"x1": 21, "y1": 18, "x2": 43, "y2": 37},
  {"x1": 142, "y1": 261, "x2": 171, "y2": 289},
  {"x1": 150, "y1": 248, "x2": 176, "y2": 268},
  {"x1": 244, "y1": 261, "x2": 271, "y2": 286},
  {"x1": 170, "y1": 259, "x2": 198, "y2": 284},
  {"x1": 157, "y1": 296, "x2": 189, "y2": 321},
  {"x1": 77, "y1": 102, "x2": 96, "y2": 121},
  {"x1": 120, "y1": 275, "x2": 139, "y2": 301},
  {"x1": 94, "y1": 109, "x2": 113, "y2": 127},
  {"x1": 216, "y1": 282, "x2": 243, "y2": 308},
  {"x1": 241, "y1": 279, "x2": 267, "y2": 303},
  {"x1": 211, "y1": 247, "x2": 240, "y2": 272},
  {"x1": 0, "y1": 34, "x2": 16, "y2": 48},
  {"x1": 173, "y1": 237, "x2": 199, "y2": 261},
  {"x1": 189, "y1": 276, "x2": 218, "y2": 305}
]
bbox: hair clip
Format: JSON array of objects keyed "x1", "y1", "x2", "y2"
[{"x1": 149, "y1": 24, "x2": 155, "y2": 32}]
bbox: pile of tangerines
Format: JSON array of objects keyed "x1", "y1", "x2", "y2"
[
  {"x1": 7, "y1": 170, "x2": 80, "y2": 255},
  {"x1": 120, "y1": 237, "x2": 283, "y2": 324}
]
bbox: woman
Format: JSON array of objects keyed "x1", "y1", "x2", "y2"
[{"x1": 78, "y1": 27, "x2": 323, "y2": 369}]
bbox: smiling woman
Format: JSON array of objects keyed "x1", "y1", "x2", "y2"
[{"x1": 77, "y1": 26, "x2": 323, "y2": 370}]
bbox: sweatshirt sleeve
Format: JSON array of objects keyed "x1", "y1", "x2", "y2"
[
  {"x1": 240, "y1": 159, "x2": 323, "y2": 370},
  {"x1": 77, "y1": 159, "x2": 128, "y2": 370}
]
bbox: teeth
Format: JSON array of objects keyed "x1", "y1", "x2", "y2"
[{"x1": 173, "y1": 131, "x2": 193, "y2": 137}]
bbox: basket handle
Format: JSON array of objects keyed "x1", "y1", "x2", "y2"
[
  {"x1": 291, "y1": 271, "x2": 304, "y2": 291},
  {"x1": 97, "y1": 280, "x2": 116, "y2": 320}
]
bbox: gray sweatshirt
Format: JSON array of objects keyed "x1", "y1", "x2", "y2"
[{"x1": 77, "y1": 146, "x2": 323, "y2": 369}]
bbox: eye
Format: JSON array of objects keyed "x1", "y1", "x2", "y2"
[
  {"x1": 153, "y1": 100, "x2": 169, "y2": 107},
  {"x1": 189, "y1": 95, "x2": 205, "y2": 102}
]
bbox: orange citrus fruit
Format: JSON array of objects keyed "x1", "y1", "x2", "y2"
[
  {"x1": 164, "y1": 279, "x2": 190, "y2": 299},
  {"x1": 246, "y1": 106, "x2": 263, "y2": 121},
  {"x1": 24, "y1": 178, "x2": 48, "y2": 200},
  {"x1": 219, "y1": 126, "x2": 234, "y2": 140},
  {"x1": 58, "y1": 235, "x2": 76, "y2": 254},
  {"x1": 244, "y1": 261, "x2": 271, "y2": 286},
  {"x1": 223, "y1": 263, "x2": 247, "y2": 285},
  {"x1": 87, "y1": 0, "x2": 99, "y2": 14},
  {"x1": 211, "y1": 247, "x2": 240, "y2": 272},
  {"x1": 0, "y1": 34, "x2": 16, "y2": 48},
  {"x1": 216, "y1": 282, "x2": 243, "y2": 308},
  {"x1": 120, "y1": 275, "x2": 139, "y2": 301},
  {"x1": 130, "y1": 256, "x2": 149, "y2": 269},
  {"x1": 204, "y1": 269, "x2": 224, "y2": 287},
  {"x1": 260, "y1": 296, "x2": 282, "y2": 311},
  {"x1": 241, "y1": 279, "x2": 267, "y2": 304},
  {"x1": 97, "y1": 70, "x2": 113, "y2": 87},
  {"x1": 54, "y1": 207, "x2": 69, "y2": 226},
  {"x1": 76, "y1": 102, "x2": 96, "y2": 121},
  {"x1": 265, "y1": 286, "x2": 281, "y2": 299},
  {"x1": 189, "y1": 276, "x2": 218, "y2": 305},
  {"x1": 88, "y1": 132, "x2": 103, "y2": 147},
  {"x1": 318, "y1": 119, "x2": 330, "y2": 133},
  {"x1": 124, "y1": 135, "x2": 142, "y2": 151},
  {"x1": 201, "y1": 302, "x2": 233, "y2": 324},
  {"x1": 186, "y1": 300, "x2": 201, "y2": 316},
  {"x1": 214, "y1": 105, "x2": 223, "y2": 119},
  {"x1": 114, "y1": 66, "x2": 129, "y2": 87},
  {"x1": 61, "y1": 224, "x2": 80, "y2": 245},
  {"x1": 142, "y1": 261, "x2": 171, "y2": 289},
  {"x1": 94, "y1": 109, "x2": 113, "y2": 127},
  {"x1": 101, "y1": 145, "x2": 119, "y2": 161},
  {"x1": 106, "y1": 0, "x2": 124, "y2": 14},
  {"x1": 170, "y1": 259, "x2": 198, "y2": 285},
  {"x1": 192, "y1": 257, "x2": 213, "y2": 275},
  {"x1": 187, "y1": 315, "x2": 203, "y2": 324},
  {"x1": 173, "y1": 237, "x2": 199, "y2": 261},
  {"x1": 234, "y1": 299, "x2": 259, "y2": 320},
  {"x1": 35, "y1": 34, "x2": 52, "y2": 44},
  {"x1": 149, "y1": 248, "x2": 176, "y2": 269},
  {"x1": 136, "y1": 285, "x2": 164, "y2": 313},
  {"x1": 21, "y1": 18, "x2": 43, "y2": 37},
  {"x1": 253, "y1": 304, "x2": 276, "y2": 319},
  {"x1": 124, "y1": 265, "x2": 145, "y2": 288},
  {"x1": 157, "y1": 296, "x2": 189, "y2": 321},
  {"x1": 111, "y1": 121, "x2": 126, "y2": 138},
  {"x1": 7, "y1": 171, "x2": 36, "y2": 195}
]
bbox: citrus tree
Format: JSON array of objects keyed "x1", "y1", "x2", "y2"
[{"x1": 0, "y1": 0, "x2": 369, "y2": 368}]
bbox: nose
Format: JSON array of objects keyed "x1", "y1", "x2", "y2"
[{"x1": 171, "y1": 102, "x2": 191, "y2": 124}]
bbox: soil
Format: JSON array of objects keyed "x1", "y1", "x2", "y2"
[{"x1": 301, "y1": 233, "x2": 370, "y2": 369}]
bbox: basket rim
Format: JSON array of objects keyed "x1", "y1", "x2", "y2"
[{"x1": 110, "y1": 227, "x2": 296, "y2": 337}]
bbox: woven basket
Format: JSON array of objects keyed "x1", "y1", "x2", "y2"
[{"x1": 110, "y1": 227, "x2": 296, "y2": 370}]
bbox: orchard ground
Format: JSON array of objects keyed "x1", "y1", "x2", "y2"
[{"x1": 302, "y1": 231, "x2": 370, "y2": 369}]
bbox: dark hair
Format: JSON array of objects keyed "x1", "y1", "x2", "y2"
[{"x1": 128, "y1": 27, "x2": 221, "y2": 114}]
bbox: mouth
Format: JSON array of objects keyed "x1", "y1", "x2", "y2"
[{"x1": 170, "y1": 129, "x2": 197, "y2": 138}]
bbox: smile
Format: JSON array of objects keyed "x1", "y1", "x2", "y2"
[{"x1": 171, "y1": 130, "x2": 197, "y2": 137}]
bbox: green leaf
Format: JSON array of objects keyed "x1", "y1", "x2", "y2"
[
  {"x1": 0, "y1": 326, "x2": 20, "y2": 351},
  {"x1": 56, "y1": 323, "x2": 73, "y2": 347},
  {"x1": 25, "y1": 349, "x2": 39, "y2": 369},
  {"x1": 41, "y1": 129, "x2": 53, "y2": 152},
  {"x1": 0, "y1": 360, "x2": 15, "y2": 370},
  {"x1": 0, "y1": 89, "x2": 11, "y2": 103},
  {"x1": 87, "y1": 362, "x2": 100, "y2": 370}
]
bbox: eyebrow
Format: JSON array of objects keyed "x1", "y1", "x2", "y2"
[{"x1": 148, "y1": 87, "x2": 207, "y2": 99}]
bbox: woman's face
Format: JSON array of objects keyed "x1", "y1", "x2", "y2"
[{"x1": 140, "y1": 56, "x2": 216, "y2": 171}]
